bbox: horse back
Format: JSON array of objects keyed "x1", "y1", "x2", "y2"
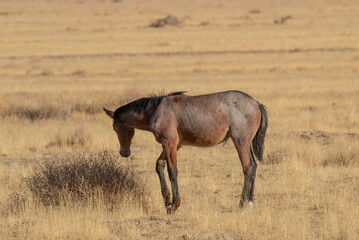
[{"x1": 151, "y1": 91, "x2": 260, "y2": 147}]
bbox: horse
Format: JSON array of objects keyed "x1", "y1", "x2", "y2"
[{"x1": 103, "y1": 90, "x2": 268, "y2": 214}]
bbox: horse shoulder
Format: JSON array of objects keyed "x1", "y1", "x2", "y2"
[{"x1": 150, "y1": 103, "x2": 178, "y2": 138}]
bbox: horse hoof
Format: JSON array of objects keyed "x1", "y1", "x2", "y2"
[
  {"x1": 239, "y1": 200, "x2": 253, "y2": 209},
  {"x1": 166, "y1": 204, "x2": 173, "y2": 215}
]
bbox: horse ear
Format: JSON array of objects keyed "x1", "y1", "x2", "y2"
[{"x1": 103, "y1": 108, "x2": 114, "y2": 119}]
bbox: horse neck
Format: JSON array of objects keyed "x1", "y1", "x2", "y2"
[{"x1": 120, "y1": 109, "x2": 154, "y2": 131}]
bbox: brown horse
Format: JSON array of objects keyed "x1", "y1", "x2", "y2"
[{"x1": 104, "y1": 90, "x2": 268, "y2": 214}]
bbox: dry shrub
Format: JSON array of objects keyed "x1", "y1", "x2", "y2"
[
  {"x1": 25, "y1": 151, "x2": 149, "y2": 210},
  {"x1": 149, "y1": 15, "x2": 181, "y2": 28}
]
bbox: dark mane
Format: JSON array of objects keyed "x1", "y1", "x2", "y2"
[{"x1": 114, "y1": 91, "x2": 186, "y2": 117}]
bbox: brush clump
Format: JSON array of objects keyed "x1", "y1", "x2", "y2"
[{"x1": 24, "y1": 151, "x2": 148, "y2": 210}]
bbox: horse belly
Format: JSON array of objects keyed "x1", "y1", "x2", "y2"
[{"x1": 179, "y1": 120, "x2": 230, "y2": 147}]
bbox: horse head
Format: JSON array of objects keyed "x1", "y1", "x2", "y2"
[{"x1": 103, "y1": 108, "x2": 134, "y2": 158}]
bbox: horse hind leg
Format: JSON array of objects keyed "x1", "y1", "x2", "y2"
[
  {"x1": 241, "y1": 152, "x2": 256, "y2": 207},
  {"x1": 249, "y1": 148, "x2": 257, "y2": 203},
  {"x1": 231, "y1": 136, "x2": 257, "y2": 207},
  {"x1": 240, "y1": 147, "x2": 257, "y2": 207}
]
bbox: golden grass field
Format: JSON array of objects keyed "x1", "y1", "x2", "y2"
[{"x1": 1, "y1": 0, "x2": 359, "y2": 239}]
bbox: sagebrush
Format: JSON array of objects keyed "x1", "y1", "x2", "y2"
[{"x1": 25, "y1": 151, "x2": 149, "y2": 209}]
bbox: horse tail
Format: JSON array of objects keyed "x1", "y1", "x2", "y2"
[{"x1": 252, "y1": 103, "x2": 268, "y2": 162}]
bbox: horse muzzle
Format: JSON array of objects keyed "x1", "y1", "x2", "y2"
[{"x1": 120, "y1": 149, "x2": 131, "y2": 158}]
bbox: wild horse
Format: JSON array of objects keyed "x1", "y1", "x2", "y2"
[{"x1": 104, "y1": 91, "x2": 268, "y2": 214}]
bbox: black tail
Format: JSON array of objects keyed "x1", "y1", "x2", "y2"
[{"x1": 252, "y1": 103, "x2": 268, "y2": 162}]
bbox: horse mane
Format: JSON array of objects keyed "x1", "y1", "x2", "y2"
[{"x1": 115, "y1": 91, "x2": 186, "y2": 116}]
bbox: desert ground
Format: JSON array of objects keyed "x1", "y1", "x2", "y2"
[{"x1": 0, "y1": 0, "x2": 358, "y2": 239}]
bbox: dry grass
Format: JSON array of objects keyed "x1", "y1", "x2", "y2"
[
  {"x1": 0, "y1": 90, "x2": 145, "y2": 120},
  {"x1": 0, "y1": 0, "x2": 358, "y2": 239}
]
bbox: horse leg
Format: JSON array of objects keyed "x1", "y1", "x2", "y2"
[
  {"x1": 156, "y1": 146, "x2": 182, "y2": 214},
  {"x1": 239, "y1": 146, "x2": 256, "y2": 207},
  {"x1": 156, "y1": 151, "x2": 171, "y2": 209},
  {"x1": 249, "y1": 148, "x2": 257, "y2": 203},
  {"x1": 163, "y1": 142, "x2": 181, "y2": 214},
  {"x1": 232, "y1": 137, "x2": 257, "y2": 207}
]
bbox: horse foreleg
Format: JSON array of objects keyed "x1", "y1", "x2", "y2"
[
  {"x1": 168, "y1": 164, "x2": 180, "y2": 214},
  {"x1": 164, "y1": 144, "x2": 181, "y2": 214},
  {"x1": 156, "y1": 152, "x2": 171, "y2": 209}
]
